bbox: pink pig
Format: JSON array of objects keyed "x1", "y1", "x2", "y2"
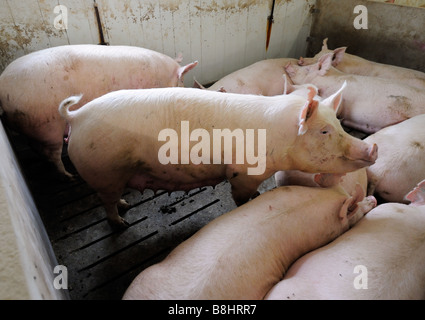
[
  {"x1": 0, "y1": 45, "x2": 197, "y2": 178},
  {"x1": 299, "y1": 38, "x2": 425, "y2": 91},
  {"x1": 265, "y1": 180, "x2": 425, "y2": 300},
  {"x1": 194, "y1": 58, "x2": 297, "y2": 95},
  {"x1": 275, "y1": 168, "x2": 368, "y2": 198},
  {"x1": 59, "y1": 85, "x2": 377, "y2": 228},
  {"x1": 286, "y1": 53, "x2": 425, "y2": 133},
  {"x1": 365, "y1": 114, "x2": 425, "y2": 203},
  {"x1": 123, "y1": 182, "x2": 376, "y2": 300}
]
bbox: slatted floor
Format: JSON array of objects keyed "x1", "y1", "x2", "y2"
[
  {"x1": 4, "y1": 119, "x2": 367, "y2": 300},
  {"x1": 5, "y1": 127, "x2": 274, "y2": 300}
]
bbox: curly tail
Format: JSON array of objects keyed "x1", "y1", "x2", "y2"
[{"x1": 58, "y1": 94, "x2": 83, "y2": 121}]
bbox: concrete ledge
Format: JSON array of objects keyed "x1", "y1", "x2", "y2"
[{"x1": 0, "y1": 122, "x2": 68, "y2": 300}]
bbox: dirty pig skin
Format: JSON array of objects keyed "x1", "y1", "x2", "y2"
[
  {"x1": 59, "y1": 85, "x2": 377, "y2": 228},
  {"x1": 0, "y1": 45, "x2": 197, "y2": 178}
]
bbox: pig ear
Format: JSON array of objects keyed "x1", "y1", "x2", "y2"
[
  {"x1": 285, "y1": 62, "x2": 299, "y2": 79},
  {"x1": 340, "y1": 184, "x2": 365, "y2": 222},
  {"x1": 322, "y1": 38, "x2": 329, "y2": 50},
  {"x1": 404, "y1": 179, "x2": 425, "y2": 206},
  {"x1": 282, "y1": 74, "x2": 288, "y2": 95},
  {"x1": 282, "y1": 74, "x2": 296, "y2": 95},
  {"x1": 298, "y1": 87, "x2": 319, "y2": 135},
  {"x1": 284, "y1": 82, "x2": 297, "y2": 95},
  {"x1": 298, "y1": 57, "x2": 306, "y2": 66},
  {"x1": 178, "y1": 61, "x2": 198, "y2": 80},
  {"x1": 322, "y1": 81, "x2": 347, "y2": 113},
  {"x1": 317, "y1": 53, "x2": 333, "y2": 76},
  {"x1": 332, "y1": 47, "x2": 347, "y2": 67},
  {"x1": 193, "y1": 77, "x2": 205, "y2": 89}
]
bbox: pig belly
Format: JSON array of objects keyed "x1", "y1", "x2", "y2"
[{"x1": 127, "y1": 167, "x2": 226, "y2": 193}]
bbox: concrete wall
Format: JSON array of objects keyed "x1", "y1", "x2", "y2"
[
  {"x1": 0, "y1": 0, "x2": 316, "y2": 86},
  {"x1": 307, "y1": 0, "x2": 425, "y2": 72},
  {"x1": 0, "y1": 123, "x2": 68, "y2": 300}
]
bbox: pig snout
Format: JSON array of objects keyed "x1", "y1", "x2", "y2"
[
  {"x1": 363, "y1": 195, "x2": 378, "y2": 210},
  {"x1": 366, "y1": 143, "x2": 378, "y2": 163},
  {"x1": 345, "y1": 142, "x2": 378, "y2": 167}
]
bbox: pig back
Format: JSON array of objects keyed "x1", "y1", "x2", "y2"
[
  {"x1": 266, "y1": 202, "x2": 425, "y2": 300},
  {"x1": 123, "y1": 185, "x2": 353, "y2": 300},
  {"x1": 0, "y1": 45, "x2": 182, "y2": 118}
]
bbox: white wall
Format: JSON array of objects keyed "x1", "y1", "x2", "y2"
[{"x1": 0, "y1": 0, "x2": 316, "y2": 86}]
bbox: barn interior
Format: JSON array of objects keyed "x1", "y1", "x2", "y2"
[{"x1": 1, "y1": 0, "x2": 425, "y2": 300}]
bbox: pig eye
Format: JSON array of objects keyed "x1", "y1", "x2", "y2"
[{"x1": 320, "y1": 126, "x2": 331, "y2": 135}]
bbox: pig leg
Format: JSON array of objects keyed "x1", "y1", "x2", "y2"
[
  {"x1": 45, "y1": 142, "x2": 73, "y2": 179},
  {"x1": 30, "y1": 139, "x2": 73, "y2": 180},
  {"x1": 117, "y1": 198, "x2": 131, "y2": 215},
  {"x1": 25, "y1": 116, "x2": 74, "y2": 179},
  {"x1": 98, "y1": 191, "x2": 130, "y2": 229},
  {"x1": 229, "y1": 174, "x2": 263, "y2": 206}
]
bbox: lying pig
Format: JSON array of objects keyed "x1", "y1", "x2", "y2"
[
  {"x1": 194, "y1": 58, "x2": 297, "y2": 95},
  {"x1": 286, "y1": 53, "x2": 425, "y2": 133},
  {"x1": 265, "y1": 180, "x2": 425, "y2": 300},
  {"x1": 275, "y1": 168, "x2": 367, "y2": 197},
  {"x1": 365, "y1": 114, "x2": 425, "y2": 203},
  {"x1": 59, "y1": 85, "x2": 377, "y2": 228},
  {"x1": 0, "y1": 45, "x2": 198, "y2": 178},
  {"x1": 299, "y1": 38, "x2": 425, "y2": 91},
  {"x1": 122, "y1": 182, "x2": 376, "y2": 299}
]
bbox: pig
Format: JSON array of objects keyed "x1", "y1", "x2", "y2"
[
  {"x1": 299, "y1": 38, "x2": 425, "y2": 91},
  {"x1": 275, "y1": 168, "x2": 368, "y2": 198},
  {"x1": 365, "y1": 114, "x2": 425, "y2": 203},
  {"x1": 286, "y1": 52, "x2": 425, "y2": 133},
  {"x1": 59, "y1": 85, "x2": 377, "y2": 228},
  {"x1": 265, "y1": 180, "x2": 425, "y2": 300},
  {"x1": 122, "y1": 181, "x2": 376, "y2": 300},
  {"x1": 194, "y1": 58, "x2": 298, "y2": 95},
  {"x1": 0, "y1": 44, "x2": 198, "y2": 178}
]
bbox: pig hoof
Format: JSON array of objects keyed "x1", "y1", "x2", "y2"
[
  {"x1": 117, "y1": 199, "x2": 131, "y2": 215},
  {"x1": 109, "y1": 217, "x2": 130, "y2": 230},
  {"x1": 118, "y1": 198, "x2": 131, "y2": 209},
  {"x1": 54, "y1": 169, "x2": 76, "y2": 182}
]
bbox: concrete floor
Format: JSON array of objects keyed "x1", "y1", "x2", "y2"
[{"x1": 8, "y1": 128, "x2": 275, "y2": 300}]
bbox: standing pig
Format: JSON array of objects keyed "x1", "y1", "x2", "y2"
[
  {"x1": 365, "y1": 114, "x2": 425, "y2": 203},
  {"x1": 299, "y1": 38, "x2": 425, "y2": 91},
  {"x1": 59, "y1": 85, "x2": 377, "y2": 228},
  {"x1": 286, "y1": 53, "x2": 425, "y2": 133},
  {"x1": 194, "y1": 58, "x2": 297, "y2": 95},
  {"x1": 265, "y1": 180, "x2": 425, "y2": 300},
  {"x1": 0, "y1": 45, "x2": 198, "y2": 178},
  {"x1": 122, "y1": 183, "x2": 376, "y2": 300}
]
